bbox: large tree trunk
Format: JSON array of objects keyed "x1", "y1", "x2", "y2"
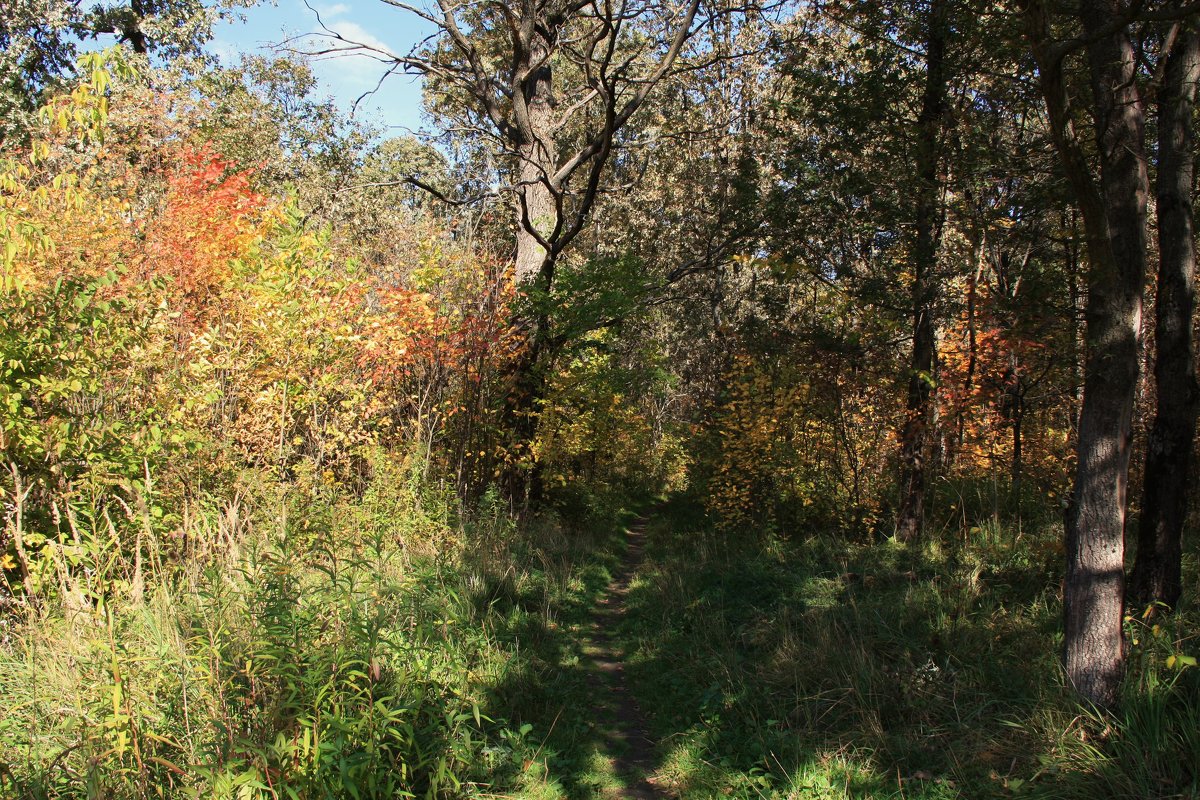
[
  {"x1": 1069, "y1": 0, "x2": 1149, "y2": 708},
  {"x1": 1130, "y1": 26, "x2": 1200, "y2": 612},
  {"x1": 1065, "y1": 0, "x2": 1149, "y2": 709},
  {"x1": 1024, "y1": 0, "x2": 1148, "y2": 708},
  {"x1": 896, "y1": 0, "x2": 948, "y2": 542},
  {"x1": 504, "y1": 24, "x2": 560, "y2": 509},
  {"x1": 513, "y1": 27, "x2": 558, "y2": 289}
]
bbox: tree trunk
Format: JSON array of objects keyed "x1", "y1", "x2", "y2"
[
  {"x1": 1071, "y1": 0, "x2": 1149, "y2": 708},
  {"x1": 1065, "y1": 0, "x2": 1149, "y2": 709},
  {"x1": 1130, "y1": 26, "x2": 1200, "y2": 612},
  {"x1": 1010, "y1": 369, "x2": 1023, "y2": 503},
  {"x1": 1024, "y1": 0, "x2": 1149, "y2": 708},
  {"x1": 506, "y1": 24, "x2": 559, "y2": 508},
  {"x1": 1065, "y1": 208, "x2": 1084, "y2": 446},
  {"x1": 513, "y1": 28, "x2": 558, "y2": 289},
  {"x1": 504, "y1": 336, "x2": 547, "y2": 511},
  {"x1": 896, "y1": 0, "x2": 948, "y2": 542},
  {"x1": 126, "y1": 0, "x2": 148, "y2": 54}
]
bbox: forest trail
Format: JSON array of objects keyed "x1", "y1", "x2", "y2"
[{"x1": 581, "y1": 518, "x2": 667, "y2": 799}]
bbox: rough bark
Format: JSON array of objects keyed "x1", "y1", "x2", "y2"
[
  {"x1": 896, "y1": 0, "x2": 948, "y2": 542},
  {"x1": 1024, "y1": 0, "x2": 1149, "y2": 708},
  {"x1": 513, "y1": 25, "x2": 558, "y2": 290},
  {"x1": 505, "y1": 21, "x2": 558, "y2": 509},
  {"x1": 1067, "y1": 0, "x2": 1148, "y2": 709},
  {"x1": 504, "y1": 333, "x2": 547, "y2": 510},
  {"x1": 1130, "y1": 25, "x2": 1200, "y2": 612}
]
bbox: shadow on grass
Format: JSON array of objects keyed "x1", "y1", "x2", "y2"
[
  {"x1": 612, "y1": 495, "x2": 1073, "y2": 799},
  {"x1": 468, "y1": 493, "x2": 1199, "y2": 800},
  {"x1": 471, "y1": 505, "x2": 668, "y2": 799}
]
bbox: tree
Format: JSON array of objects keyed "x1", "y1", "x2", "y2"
[
  {"x1": 1021, "y1": 0, "x2": 1152, "y2": 708},
  {"x1": 87, "y1": 0, "x2": 251, "y2": 58},
  {"x1": 0, "y1": 0, "x2": 250, "y2": 146},
  {"x1": 771, "y1": 0, "x2": 998, "y2": 540},
  {"x1": 388, "y1": 0, "x2": 701, "y2": 285},
  {"x1": 0, "y1": 0, "x2": 85, "y2": 143},
  {"x1": 894, "y1": 0, "x2": 951, "y2": 542},
  {"x1": 1130, "y1": 21, "x2": 1200, "y2": 612},
  {"x1": 307, "y1": 0, "x2": 711, "y2": 502}
]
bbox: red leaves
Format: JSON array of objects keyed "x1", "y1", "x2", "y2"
[
  {"x1": 144, "y1": 145, "x2": 268, "y2": 321},
  {"x1": 357, "y1": 263, "x2": 518, "y2": 405}
]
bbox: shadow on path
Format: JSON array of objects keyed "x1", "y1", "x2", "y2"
[
  {"x1": 473, "y1": 512, "x2": 672, "y2": 799},
  {"x1": 581, "y1": 520, "x2": 667, "y2": 799}
]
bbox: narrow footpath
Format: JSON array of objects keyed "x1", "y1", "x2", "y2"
[{"x1": 581, "y1": 518, "x2": 667, "y2": 799}]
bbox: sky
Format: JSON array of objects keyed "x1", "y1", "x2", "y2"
[{"x1": 208, "y1": 0, "x2": 437, "y2": 136}]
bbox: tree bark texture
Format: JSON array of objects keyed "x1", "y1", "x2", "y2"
[
  {"x1": 1131, "y1": 25, "x2": 1200, "y2": 611},
  {"x1": 1067, "y1": 0, "x2": 1149, "y2": 708},
  {"x1": 513, "y1": 25, "x2": 558, "y2": 290},
  {"x1": 896, "y1": 0, "x2": 948, "y2": 542},
  {"x1": 1024, "y1": 0, "x2": 1148, "y2": 708},
  {"x1": 505, "y1": 20, "x2": 558, "y2": 508}
]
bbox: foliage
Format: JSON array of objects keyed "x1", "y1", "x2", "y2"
[
  {"x1": 0, "y1": 0, "x2": 1197, "y2": 795},
  {"x1": 0, "y1": 457, "x2": 564, "y2": 799},
  {"x1": 0, "y1": 51, "x2": 521, "y2": 595}
]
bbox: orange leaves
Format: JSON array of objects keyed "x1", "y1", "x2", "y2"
[
  {"x1": 936, "y1": 278, "x2": 1068, "y2": 485},
  {"x1": 144, "y1": 146, "x2": 269, "y2": 320},
  {"x1": 4, "y1": 53, "x2": 530, "y2": 501},
  {"x1": 356, "y1": 258, "x2": 519, "y2": 437}
]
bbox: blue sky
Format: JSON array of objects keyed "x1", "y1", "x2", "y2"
[{"x1": 209, "y1": 0, "x2": 436, "y2": 135}]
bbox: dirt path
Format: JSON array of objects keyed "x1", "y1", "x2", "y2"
[{"x1": 582, "y1": 518, "x2": 667, "y2": 799}]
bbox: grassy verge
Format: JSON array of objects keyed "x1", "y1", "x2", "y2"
[
  {"x1": 0, "y1": 466, "x2": 638, "y2": 799},
  {"x1": 619, "y1": 496, "x2": 1200, "y2": 799}
]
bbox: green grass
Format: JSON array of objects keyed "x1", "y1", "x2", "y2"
[
  {"x1": 473, "y1": 495, "x2": 667, "y2": 800},
  {"x1": 612, "y1": 495, "x2": 1200, "y2": 799},
  {"x1": 0, "y1": 466, "x2": 637, "y2": 799},
  {"x1": 5, "y1": 472, "x2": 1198, "y2": 800}
]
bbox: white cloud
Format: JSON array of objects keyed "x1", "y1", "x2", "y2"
[
  {"x1": 297, "y1": 18, "x2": 400, "y2": 104},
  {"x1": 314, "y1": 2, "x2": 350, "y2": 19}
]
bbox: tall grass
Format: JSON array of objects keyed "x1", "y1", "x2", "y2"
[{"x1": 0, "y1": 453, "x2": 618, "y2": 799}]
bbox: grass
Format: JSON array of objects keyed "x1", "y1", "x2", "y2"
[
  {"x1": 0, "y1": 462, "x2": 639, "y2": 799},
  {"x1": 4, "y1": 471, "x2": 1198, "y2": 799},
  {"x1": 613, "y1": 494, "x2": 1200, "y2": 799}
]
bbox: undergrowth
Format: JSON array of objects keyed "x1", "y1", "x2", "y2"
[
  {"x1": 620, "y1": 493, "x2": 1200, "y2": 799},
  {"x1": 0, "y1": 461, "x2": 630, "y2": 799},
  {"x1": 6, "y1": 458, "x2": 1197, "y2": 800}
]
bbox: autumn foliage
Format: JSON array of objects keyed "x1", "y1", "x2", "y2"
[
  {"x1": 145, "y1": 146, "x2": 268, "y2": 316},
  {"x1": 0, "y1": 53, "x2": 523, "y2": 593}
]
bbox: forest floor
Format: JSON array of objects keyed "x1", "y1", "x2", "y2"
[
  {"x1": 5, "y1": 489, "x2": 1198, "y2": 799},
  {"x1": 579, "y1": 518, "x2": 666, "y2": 799}
]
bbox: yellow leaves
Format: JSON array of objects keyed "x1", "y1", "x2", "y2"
[
  {"x1": 37, "y1": 51, "x2": 127, "y2": 150},
  {"x1": 28, "y1": 140, "x2": 51, "y2": 165},
  {"x1": 2, "y1": 94, "x2": 141, "y2": 292}
]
